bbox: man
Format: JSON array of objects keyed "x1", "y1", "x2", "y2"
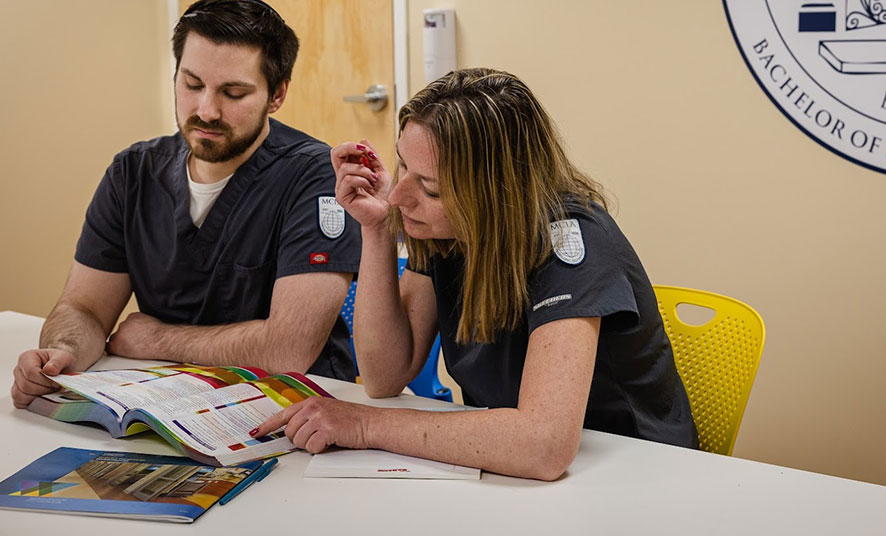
[{"x1": 11, "y1": 0, "x2": 360, "y2": 409}]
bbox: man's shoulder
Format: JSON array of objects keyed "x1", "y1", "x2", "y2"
[
  {"x1": 264, "y1": 119, "x2": 332, "y2": 161},
  {"x1": 114, "y1": 132, "x2": 184, "y2": 164}
]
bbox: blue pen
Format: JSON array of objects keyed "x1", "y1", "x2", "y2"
[
  {"x1": 219, "y1": 459, "x2": 277, "y2": 506},
  {"x1": 256, "y1": 458, "x2": 278, "y2": 482}
]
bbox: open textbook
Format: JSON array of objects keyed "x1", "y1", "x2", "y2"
[
  {"x1": 0, "y1": 447, "x2": 264, "y2": 523},
  {"x1": 27, "y1": 364, "x2": 332, "y2": 466}
]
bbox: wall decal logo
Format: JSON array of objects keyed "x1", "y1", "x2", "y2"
[{"x1": 724, "y1": 1, "x2": 886, "y2": 173}]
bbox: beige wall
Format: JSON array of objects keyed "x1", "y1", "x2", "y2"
[
  {"x1": 407, "y1": 1, "x2": 886, "y2": 485},
  {"x1": 2, "y1": 0, "x2": 883, "y2": 486},
  {"x1": 0, "y1": 1, "x2": 173, "y2": 317}
]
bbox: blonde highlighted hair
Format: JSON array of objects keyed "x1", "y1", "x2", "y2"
[{"x1": 394, "y1": 68, "x2": 607, "y2": 344}]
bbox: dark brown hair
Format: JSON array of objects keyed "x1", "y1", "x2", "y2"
[{"x1": 172, "y1": 0, "x2": 299, "y2": 96}]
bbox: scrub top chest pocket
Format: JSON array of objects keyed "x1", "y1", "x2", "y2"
[{"x1": 215, "y1": 258, "x2": 278, "y2": 322}]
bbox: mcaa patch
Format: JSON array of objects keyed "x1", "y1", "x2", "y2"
[
  {"x1": 318, "y1": 196, "x2": 345, "y2": 238},
  {"x1": 550, "y1": 219, "x2": 585, "y2": 265}
]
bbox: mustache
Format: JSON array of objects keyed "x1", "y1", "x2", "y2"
[{"x1": 185, "y1": 116, "x2": 231, "y2": 133}]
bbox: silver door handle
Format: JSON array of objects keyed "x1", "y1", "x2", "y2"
[{"x1": 343, "y1": 84, "x2": 388, "y2": 111}]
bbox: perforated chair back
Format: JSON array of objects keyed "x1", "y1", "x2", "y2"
[
  {"x1": 653, "y1": 285, "x2": 765, "y2": 456},
  {"x1": 338, "y1": 260, "x2": 452, "y2": 402}
]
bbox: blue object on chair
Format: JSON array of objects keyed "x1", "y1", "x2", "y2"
[
  {"x1": 339, "y1": 259, "x2": 452, "y2": 402},
  {"x1": 408, "y1": 333, "x2": 451, "y2": 402},
  {"x1": 340, "y1": 281, "x2": 358, "y2": 360}
]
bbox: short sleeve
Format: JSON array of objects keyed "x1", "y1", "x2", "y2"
[
  {"x1": 74, "y1": 157, "x2": 128, "y2": 273},
  {"x1": 275, "y1": 150, "x2": 361, "y2": 278},
  {"x1": 526, "y1": 209, "x2": 639, "y2": 333}
]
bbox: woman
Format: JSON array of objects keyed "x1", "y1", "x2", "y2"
[{"x1": 253, "y1": 68, "x2": 697, "y2": 480}]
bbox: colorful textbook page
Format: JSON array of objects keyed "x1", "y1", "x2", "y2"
[
  {"x1": 27, "y1": 365, "x2": 333, "y2": 466},
  {"x1": 0, "y1": 447, "x2": 264, "y2": 523}
]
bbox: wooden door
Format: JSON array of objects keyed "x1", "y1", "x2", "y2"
[{"x1": 178, "y1": 0, "x2": 397, "y2": 164}]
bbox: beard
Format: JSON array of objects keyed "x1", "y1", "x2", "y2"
[{"x1": 177, "y1": 107, "x2": 268, "y2": 163}]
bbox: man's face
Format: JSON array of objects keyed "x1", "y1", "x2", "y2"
[{"x1": 175, "y1": 32, "x2": 272, "y2": 163}]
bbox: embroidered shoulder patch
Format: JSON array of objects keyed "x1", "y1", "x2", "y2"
[
  {"x1": 550, "y1": 219, "x2": 585, "y2": 265},
  {"x1": 318, "y1": 196, "x2": 345, "y2": 239}
]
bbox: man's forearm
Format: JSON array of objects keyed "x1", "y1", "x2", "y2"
[
  {"x1": 143, "y1": 319, "x2": 325, "y2": 375},
  {"x1": 109, "y1": 273, "x2": 351, "y2": 374},
  {"x1": 39, "y1": 303, "x2": 109, "y2": 371}
]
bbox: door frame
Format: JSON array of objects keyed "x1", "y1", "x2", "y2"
[{"x1": 393, "y1": 0, "x2": 408, "y2": 129}]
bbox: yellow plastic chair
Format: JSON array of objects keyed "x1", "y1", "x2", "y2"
[{"x1": 653, "y1": 285, "x2": 765, "y2": 456}]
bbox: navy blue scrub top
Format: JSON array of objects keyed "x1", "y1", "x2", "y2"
[
  {"x1": 413, "y1": 200, "x2": 698, "y2": 448},
  {"x1": 75, "y1": 119, "x2": 361, "y2": 380}
]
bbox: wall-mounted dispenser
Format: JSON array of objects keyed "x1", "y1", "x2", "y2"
[{"x1": 423, "y1": 8, "x2": 456, "y2": 83}]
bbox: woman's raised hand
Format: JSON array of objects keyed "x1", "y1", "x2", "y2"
[{"x1": 331, "y1": 140, "x2": 392, "y2": 231}]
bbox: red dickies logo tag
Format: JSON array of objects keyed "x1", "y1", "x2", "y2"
[{"x1": 310, "y1": 252, "x2": 329, "y2": 264}]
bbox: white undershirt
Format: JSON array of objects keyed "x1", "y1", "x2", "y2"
[{"x1": 186, "y1": 157, "x2": 233, "y2": 228}]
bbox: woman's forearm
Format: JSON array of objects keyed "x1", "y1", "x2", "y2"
[
  {"x1": 364, "y1": 405, "x2": 582, "y2": 481},
  {"x1": 352, "y1": 225, "x2": 418, "y2": 396}
]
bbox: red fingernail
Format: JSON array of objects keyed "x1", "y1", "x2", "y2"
[
  {"x1": 371, "y1": 172, "x2": 379, "y2": 180},
  {"x1": 368, "y1": 151, "x2": 378, "y2": 160},
  {"x1": 249, "y1": 428, "x2": 259, "y2": 436},
  {"x1": 355, "y1": 144, "x2": 366, "y2": 150},
  {"x1": 361, "y1": 155, "x2": 370, "y2": 167}
]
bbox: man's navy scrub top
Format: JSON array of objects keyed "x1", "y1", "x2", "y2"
[{"x1": 74, "y1": 119, "x2": 361, "y2": 380}]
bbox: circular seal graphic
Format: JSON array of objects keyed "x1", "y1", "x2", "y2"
[{"x1": 724, "y1": 0, "x2": 886, "y2": 173}]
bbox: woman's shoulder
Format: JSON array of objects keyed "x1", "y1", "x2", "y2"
[
  {"x1": 543, "y1": 196, "x2": 641, "y2": 272},
  {"x1": 552, "y1": 197, "x2": 620, "y2": 240}
]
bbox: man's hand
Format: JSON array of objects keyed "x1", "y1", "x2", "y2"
[
  {"x1": 251, "y1": 398, "x2": 375, "y2": 453},
  {"x1": 11, "y1": 348, "x2": 75, "y2": 408},
  {"x1": 107, "y1": 312, "x2": 164, "y2": 359}
]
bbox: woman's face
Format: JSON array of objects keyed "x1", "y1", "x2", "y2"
[{"x1": 389, "y1": 121, "x2": 457, "y2": 240}]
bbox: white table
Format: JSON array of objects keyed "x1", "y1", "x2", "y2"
[{"x1": 1, "y1": 310, "x2": 885, "y2": 534}]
